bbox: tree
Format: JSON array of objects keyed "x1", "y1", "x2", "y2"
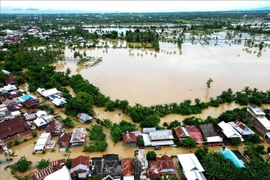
[
  {"x1": 267, "y1": 146, "x2": 270, "y2": 153},
  {"x1": 206, "y1": 78, "x2": 214, "y2": 89},
  {"x1": 140, "y1": 115, "x2": 160, "y2": 128},
  {"x1": 104, "y1": 101, "x2": 115, "y2": 111},
  {"x1": 13, "y1": 156, "x2": 32, "y2": 172},
  {"x1": 246, "y1": 134, "x2": 261, "y2": 144},
  {"x1": 14, "y1": 138, "x2": 20, "y2": 146},
  {"x1": 146, "y1": 151, "x2": 157, "y2": 161},
  {"x1": 182, "y1": 137, "x2": 196, "y2": 148},
  {"x1": 230, "y1": 137, "x2": 241, "y2": 146},
  {"x1": 195, "y1": 146, "x2": 209, "y2": 161},
  {"x1": 7, "y1": 141, "x2": 13, "y2": 148},
  {"x1": 83, "y1": 140, "x2": 108, "y2": 152},
  {"x1": 60, "y1": 116, "x2": 75, "y2": 128},
  {"x1": 36, "y1": 159, "x2": 50, "y2": 169},
  {"x1": 89, "y1": 125, "x2": 106, "y2": 141},
  {"x1": 137, "y1": 138, "x2": 144, "y2": 146}
]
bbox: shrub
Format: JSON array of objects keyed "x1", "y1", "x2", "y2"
[
  {"x1": 182, "y1": 137, "x2": 197, "y2": 148},
  {"x1": 146, "y1": 151, "x2": 156, "y2": 161},
  {"x1": 230, "y1": 137, "x2": 241, "y2": 146},
  {"x1": 14, "y1": 138, "x2": 20, "y2": 146}
]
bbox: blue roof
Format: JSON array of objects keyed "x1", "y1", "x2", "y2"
[
  {"x1": 219, "y1": 148, "x2": 245, "y2": 168},
  {"x1": 21, "y1": 94, "x2": 34, "y2": 101}
]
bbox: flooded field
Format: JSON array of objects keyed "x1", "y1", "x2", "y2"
[{"x1": 54, "y1": 42, "x2": 270, "y2": 106}]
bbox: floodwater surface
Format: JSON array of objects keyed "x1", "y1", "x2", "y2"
[{"x1": 54, "y1": 42, "x2": 270, "y2": 106}]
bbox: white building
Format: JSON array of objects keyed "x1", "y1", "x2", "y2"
[
  {"x1": 34, "y1": 132, "x2": 51, "y2": 153},
  {"x1": 177, "y1": 154, "x2": 206, "y2": 180},
  {"x1": 218, "y1": 121, "x2": 244, "y2": 141},
  {"x1": 44, "y1": 166, "x2": 71, "y2": 180}
]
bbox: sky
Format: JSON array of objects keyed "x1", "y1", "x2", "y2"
[{"x1": 1, "y1": 1, "x2": 270, "y2": 12}]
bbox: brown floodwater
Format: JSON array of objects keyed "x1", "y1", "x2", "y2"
[{"x1": 54, "y1": 42, "x2": 270, "y2": 106}]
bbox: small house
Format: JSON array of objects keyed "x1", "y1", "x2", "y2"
[
  {"x1": 33, "y1": 132, "x2": 51, "y2": 153},
  {"x1": 148, "y1": 155, "x2": 176, "y2": 178},
  {"x1": 70, "y1": 155, "x2": 90, "y2": 179},
  {"x1": 58, "y1": 132, "x2": 71, "y2": 151},
  {"x1": 121, "y1": 158, "x2": 135, "y2": 179},
  {"x1": 228, "y1": 121, "x2": 255, "y2": 136},
  {"x1": 70, "y1": 127, "x2": 87, "y2": 146},
  {"x1": 174, "y1": 126, "x2": 190, "y2": 144},
  {"x1": 46, "y1": 121, "x2": 65, "y2": 136},
  {"x1": 122, "y1": 131, "x2": 137, "y2": 147},
  {"x1": 77, "y1": 113, "x2": 93, "y2": 124},
  {"x1": 186, "y1": 125, "x2": 204, "y2": 144}
]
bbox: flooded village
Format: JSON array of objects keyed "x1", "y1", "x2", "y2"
[{"x1": 0, "y1": 9, "x2": 270, "y2": 180}]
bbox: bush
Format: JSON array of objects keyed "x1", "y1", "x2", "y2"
[
  {"x1": 7, "y1": 141, "x2": 13, "y2": 148},
  {"x1": 146, "y1": 151, "x2": 156, "y2": 161},
  {"x1": 14, "y1": 138, "x2": 20, "y2": 146},
  {"x1": 31, "y1": 131, "x2": 37, "y2": 137},
  {"x1": 182, "y1": 137, "x2": 197, "y2": 148},
  {"x1": 246, "y1": 134, "x2": 261, "y2": 144},
  {"x1": 36, "y1": 159, "x2": 50, "y2": 169},
  {"x1": 230, "y1": 137, "x2": 241, "y2": 146}
]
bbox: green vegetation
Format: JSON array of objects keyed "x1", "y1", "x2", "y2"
[
  {"x1": 36, "y1": 159, "x2": 50, "y2": 170},
  {"x1": 246, "y1": 134, "x2": 262, "y2": 144},
  {"x1": 206, "y1": 78, "x2": 214, "y2": 89},
  {"x1": 60, "y1": 116, "x2": 76, "y2": 128},
  {"x1": 14, "y1": 138, "x2": 20, "y2": 146},
  {"x1": 230, "y1": 137, "x2": 242, "y2": 146},
  {"x1": 5, "y1": 156, "x2": 32, "y2": 173},
  {"x1": 182, "y1": 137, "x2": 197, "y2": 148},
  {"x1": 146, "y1": 151, "x2": 157, "y2": 161},
  {"x1": 110, "y1": 120, "x2": 137, "y2": 144},
  {"x1": 83, "y1": 124, "x2": 108, "y2": 152}
]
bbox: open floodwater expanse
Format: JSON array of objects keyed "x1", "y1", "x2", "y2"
[{"x1": 1, "y1": 40, "x2": 270, "y2": 179}]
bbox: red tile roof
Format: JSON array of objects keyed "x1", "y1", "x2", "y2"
[
  {"x1": 122, "y1": 131, "x2": 137, "y2": 144},
  {"x1": 28, "y1": 166, "x2": 60, "y2": 180},
  {"x1": 49, "y1": 159, "x2": 66, "y2": 167},
  {"x1": 70, "y1": 155, "x2": 90, "y2": 176},
  {"x1": 148, "y1": 155, "x2": 176, "y2": 178},
  {"x1": 235, "y1": 120, "x2": 247, "y2": 130},
  {"x1": 186, "y1": 125, "x2": 204, "y2": 143},
  {"x1": 23, "y1": 99, "x2": 39, "y2": 109},
  {"x1": 4, "y1": 75, "x2": 17, "y2": 85},
  {"x1": 121, "y1": 158, "x2": 134, "y2": 176},
  {"x1": 0, "y1": 117, "x2": 28, "y2": 139},
  {"x1": 174, "y1": 126, "x2": 189, "y2": 138},
  {"x1": 58, "y1": 132, "x2": 71, "y2": 147}
]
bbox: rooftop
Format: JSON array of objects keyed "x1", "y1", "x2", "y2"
[
  {"x1": 121, "y1": 158, "x2": 135, "y2": 177},
  {"x1": 186, "y1": 125, "x2": 204, "y2": 143},
  {"x1": 218, "y1": 121, "x2": 243, "y2": 139},
  {"x1": 0, "y1": 117, "x2": 27, "y2": 139},
  {"x1": 219, "y1": 147, "x2": 245, "y2": 168},
  {"x1": 228, "y1": 121, "x2": 255, "y2": 136},
  {"x1": 177, "y1": 153, "x2": 206, "y2": 180},
  {"x1": 174, "y1": 126, "x2": 190, "y2": 138}
]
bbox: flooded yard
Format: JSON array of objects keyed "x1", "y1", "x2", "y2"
[{"x1": 54, "y1": 42, "x2": 270, "y2": 106}]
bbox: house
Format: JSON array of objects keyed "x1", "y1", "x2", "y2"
[
  {"x1": 90, "y1": 157, "x2": 103, "y2": 176},
  {"x1": 121, "y1": 158, "x2": 134, "y2": 179},
  {"x1": 177, "y1": 153, "x2": 206, "y2": 180},
  {"x1": 217, "y1": 121, "x2": 244, "y2": 141},
  {"x1": 122, "y1": 131, "x2": 137, "y2": 147},
  {"x1": 134, "y1": 149, "x2": 147, "y2": 180},
  {"x1": 23, "y1": 99, "x2": 39, "y2": 109},
  {"x1": 51, "y1": 97, "x2": 67, "y2": 107},
  {"x1": 219, "y1": 147, "x2": 245, "y2": 168},
  {"x1": 0, "y1": 84, "x2": 17, "y2": 94},
  {"x1": 34, "y1": 117, "x2": 47, "y2": 129},
  {"x1": 143, "y1": 130, "x2": 174, "y2": 147},
  {"x1": 199, "y1": 123, "x2": 223, "y2": 146},
  {"x1": 4, "y1": 75, "x2": 17, "y2": 85},
  {"x1": 37, "y1": 88, "x2": 62, "y2": 99},
  {"x1": 228, "y1": 121, "x2": 255, "y2": 136},
  {"x1": 58, "y1": 132, "x2": 71, "y2": 151},
  {"x1": 70, "y1": 155, "x2": 90, "y2": 179},
  {"x1": 174, "y1": 126, "x2": 190, "y2": 144},
  {"x1": 18, "y1": 94, "x2": 36, "y2": 103},
  {"x1": 142, "y1": 127, "x2": 156, "y2": 134},
  {"x1": 186, "y1": 125, "x2": 204, "y2": 144},
  {"x1": 77, "y1": 113, "x2": 93, "y2": 124},
  {"x1": 148, "y1": 155, "x2": 176, "y2": 178},
  {"x1": 28, "y1": 165, "x2": 61, "y2": 180},
  {"x1": 70, "y1": 127, "x2": 87, "y2": 146},
  {"x1": 246, "y1": 106, "x2": 270, "y2": 140},
  {"x1": 33, "y1": 132, "x2": 51, "y2": 153},
  {"x1": 0, "y1": 117, "x2": 29, "y2": 139},
  {"x1": 24, "y1": 113, "x2": 37, "y2": 121},
  {"x1": 44, "y1": 166, "x2": 71, "y2": 180},
  {"x1": 103, "y1": 154, "x2": 121, "y2": 179},
  {"x1": 46, "y1": 121, "x2": 65, "y2": 136}
]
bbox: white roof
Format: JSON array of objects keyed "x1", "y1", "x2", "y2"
[
  {"x1": 228, "y1": 121, "x2": 255, "y2": 136},
  {"x1": 123, "y1": 176, "x2": 135, "y2": 180},
  {"x1": 36, "y1": 110, "x2": 47, "y2": 117},
  {"x1": 142, "y1": 127, "x2": 156, "y2": 133},
  {"x1": 256, "y1": 117, "x2": 270, "y2": 130},
  {"x1": 37, "y1": 88, "x2": 60, "y2": 97},
  {"x1": 52, "y1": 98, "x2": 67, "y2": 106},
  {"x1": 177, "y1": 154, "x2": 206, "y2": 180},
  {"x1": 218, "y1": 121, "x2": 243, "y2": 139},
  {"x1": 149, "y1": 130, "x2": 174, "y2": 140},
  {"x1": 34, "y1": 117, "x2": 47, "y2": 127},
  {"x1": 248, "y1": 106, "x2": 266, "y2": 116},
  {"x1": 44, "y1": 166, "x2": 71, "y2": 180},
  {"x1": 11, "y1": 111, "x2": 21, "y2": 117},
  {"x1": 142, "y1": 134, "x2": 151, "y2": 146},
  {"x1": 142, "y1": 134, "x2": 174, "y2": 146},
  {"x1": 34, "y1": 132, "x2": 51, "y2": 151},
  {"x1": 206, "y1": 136, "x2": 223, "y2": 143}
]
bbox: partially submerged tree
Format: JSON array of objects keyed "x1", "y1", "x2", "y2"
[{"x1": 206, "y1": 78, "x2": 214, "y2": 89}]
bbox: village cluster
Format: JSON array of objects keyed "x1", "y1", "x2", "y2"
[{"x1": 0, "y1": 69, "x2": 270, "y2": 180}]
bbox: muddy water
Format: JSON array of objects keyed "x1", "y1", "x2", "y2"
[{"x1": 54, "y1": 42, "x2": 270, "y2": 106}]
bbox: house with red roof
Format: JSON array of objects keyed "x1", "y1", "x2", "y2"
[
  {"x1": 121, "y1": 158, "x2": 135, "y2": 179},
  {"x1": 122, "y1": 131, "x2": 137, "y2": 147},
  {"x1": 70, "y1": 155, "x2": 90, "y2": 179},
  {"x1": 4, "y1": 75, "x2": 17, "y2": 85},
  {"x1": 58, "y1": 132, "x2": 71, "y2": 151},
  {"x1": 0, "y1": 117, "x2": 29, "y2": 139},
  {"x1": 148, "y1": 155, "x2": 176, "y2": 178},
  {"x1": 174, "y1": 126, "x2": 190, "y2": 144},
  {"x1": 28, "y1": 165, "x2": 61, "y2": 180},
  {"x1": 46, "y1": 121, "x2": 65, "y2": 136},
  {"x1": 186, "y1": 125, "x2": 204, "y2": 144}
]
